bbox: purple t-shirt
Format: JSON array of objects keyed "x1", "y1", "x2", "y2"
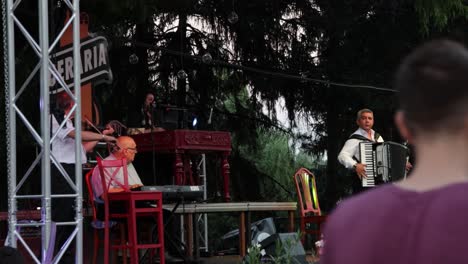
[{"x1": 321, "y1": 182, "x2": 468, "y2": 264}]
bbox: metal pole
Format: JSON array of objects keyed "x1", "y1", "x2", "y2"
[
  {"x1": 72, "y1": 4, "x2": 84, "y2": 263},
  {"x1": 199, "y1": 154, "x2": 208, "y2": 252},
  {"x1": 201, "y1": 154, "x2": 208, "y2": 252},
  {"x1": 39, "y1": 0, "x2": 52, "y2": 258},
  {"x1": 5, "y1": 0, "x2": 17, "y2": 249}
]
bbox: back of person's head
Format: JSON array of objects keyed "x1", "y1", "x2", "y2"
[{"x1": 395, "y1": 39, "x2": 468, "y2": 134}]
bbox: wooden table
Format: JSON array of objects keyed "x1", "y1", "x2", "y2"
[
  {"x1": 163, "y1": 202, "x2": 297, "y2": 258},
  {"x1": 130, "y1": 130, "x2": 232, "y2": 200}
]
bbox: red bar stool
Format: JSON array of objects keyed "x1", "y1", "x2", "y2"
[
  {"x1": 96, "y1": 158, "x2": 133, "y2": 263},
  {"x1": 97, "y1": 157, "x2": 165, "y2": 264},
  {"x1": 107, "y1": 191, "x2": 165, "y2": 264},
  {"x1": 85, "y1": 169, "x2": 128, "y2": 264}
]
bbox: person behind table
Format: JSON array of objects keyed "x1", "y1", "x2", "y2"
[
  {"x1": 322, "y1": 39, "x2": 468, "y2": 264},
  {"x1": 51, "y1": 91, "x2": 116, "y2": 263},
  {"x1": 141, "y1": 91, "x2": 156, "y2": 129},
  {"x1": 128, "y1": 91, "x2": 165, "y2": 132}
]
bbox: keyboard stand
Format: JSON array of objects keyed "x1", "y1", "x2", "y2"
[{"x1": 153, "y1": 195, "x2": 195, "y2": 263}]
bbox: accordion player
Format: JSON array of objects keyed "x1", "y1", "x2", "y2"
[{"x1": 359, "y1": 141, "x2": 409, "y2": 187}]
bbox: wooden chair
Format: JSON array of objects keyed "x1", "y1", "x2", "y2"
[
  {"x1": 97, "y1": 157, "x2": 133, "y2": 264},
  {"x1": 293, "y1": 168, "x2": 326, "y2": 244},
  {"x1": 84, "y1": 169, "x2": 128, "y2": 264}
]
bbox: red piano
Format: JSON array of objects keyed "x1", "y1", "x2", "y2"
[{"x1": 130, "y1": 129, "x2": 232, "y2": 200}]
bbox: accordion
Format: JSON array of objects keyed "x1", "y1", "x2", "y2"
[{"x1": 359, "y1": 141, "x2": 408, "y2": 187}]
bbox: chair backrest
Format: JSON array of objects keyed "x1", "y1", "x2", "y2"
[
  {"x1": 84, "y1": 169, "x2": 98, "y2": 222},
  {"x1": 294, "y1": 167, "x2": 321, "y2": 216},
  {"x1": 96, "y1": 157, "x2": 130, "y2": 203}
]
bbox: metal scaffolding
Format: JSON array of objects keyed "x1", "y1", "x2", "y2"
[
  {"x1": 178, "y1": 154, "x2": 209, "y2": 254},
  {"x1": 197, "y1": 154, "x2": 209, "y2": 253},
  {"x1": 4, "y1": 0, "x2": 83, "y2": 263}
]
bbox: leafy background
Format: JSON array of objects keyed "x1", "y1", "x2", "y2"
[{"x1": 2, "y1": 0, "x2": 468, "y2": 250}]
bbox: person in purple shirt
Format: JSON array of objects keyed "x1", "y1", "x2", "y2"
[{"x1": 321, "y1": 39, "x2": 468, "y2": 264}]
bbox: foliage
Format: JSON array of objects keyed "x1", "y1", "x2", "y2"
[
  {"x1": 3, "y1": 0, "x2": 468, "y2": 211},
  {"x1": 415, "y1": 0, "x2": 468, "y2": 34},
  {"x1": 236, "y1": 128, "x2": 314, "y2": 201},
  {"x1": 221, "y1": 84, "x2": 316, "y2": 201}
]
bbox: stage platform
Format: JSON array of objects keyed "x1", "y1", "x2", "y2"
[{"x1": 0, "y1": 202, "x2": 311, "y2": 263}]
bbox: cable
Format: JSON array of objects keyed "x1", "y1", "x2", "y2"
[{"x1": 132, "y1": 40, "x2": 397, "y2": 93}]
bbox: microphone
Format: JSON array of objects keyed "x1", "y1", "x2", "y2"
[
  {"x1": 151, "y1": 101, "x2": 156, "y2": 108},
  {"x1": 208, "y1": 107, "x2": 213, "y2": 124}
]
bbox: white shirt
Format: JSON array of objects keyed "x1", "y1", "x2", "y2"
[
  {"x1": 338, "y1": 128, "x2": 384, "y2": 169},
  {"x1": 51, "y1": 115, "x2": 87, "y2": 164},
  {"x1": 91, "y1": 154, "x2": 143, "y2": 200}
]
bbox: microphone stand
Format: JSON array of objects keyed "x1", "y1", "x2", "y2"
[{"x1": 149, "y1": 105, "x2": 157, "y2": 185}]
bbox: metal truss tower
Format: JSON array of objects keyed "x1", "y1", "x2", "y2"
[
  {"x1": 4, "y1": 0, "x2": 83, "y2": 263},
  {"x1": 197, "y1": 154, "x2": 209, "y2": 253}
]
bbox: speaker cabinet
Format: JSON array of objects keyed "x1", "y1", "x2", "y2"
[
  {"x1": 260, "y1": 233, "x2": 308, "y2": 264},
  {"x1": 221, "y1": 217, "x2": 277, "y2": 253}
]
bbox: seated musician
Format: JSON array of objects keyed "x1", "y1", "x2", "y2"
[
  {"x1": 91, "y1": 135, "x2": 182, "y2": 260},
  {"x1": 91, "y1": 136, "x2": 143, "y2": 217}
]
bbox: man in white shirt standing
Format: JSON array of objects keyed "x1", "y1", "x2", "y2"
[
  {"x1": 51, "y1": 91, "x2": 116, "y2": 263},
  {"x1": 338, "y1": 109, "x2": 384, "y2": 193}
]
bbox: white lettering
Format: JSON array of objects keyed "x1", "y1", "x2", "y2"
[
  {"x1": 49, "y1": 71, "x2": 56, "y2": 86},
  {"x1": 48, "y1": 37, "x2": 111, "y2": 89},
  {"x1": 65, "y1": 57, "x2": 74, "y2": 80},
  {"x1": 98, "y1": 43, "x2": 107, "y2": 66},
  {"x1": 84, "y1": 49, "x2": 93, "y2": 72},
  {"x1": 80, "y1": 56, "x2": 84, "y2": 75},
  {"x1": 93, "y1": 46, "x2": 97, "y2": 68},
  {"x1": 57, "y1": 60, "x2": 65, "y2": 77}
]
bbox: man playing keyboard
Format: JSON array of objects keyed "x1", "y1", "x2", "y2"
[
  {"x1": 91, "y1": 136, "x2": 182, "y2": 261},
  {"x1": 91, "y1": 136, "x2": 143, "y2": 217},
  {"x1": 338, "y1": 109, "x2": 384, "y2": 194}
]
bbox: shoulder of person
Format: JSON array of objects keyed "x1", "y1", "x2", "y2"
[
  {"x1": 349, "y1": 134, "x2": 369, "y2": 141},
  {"x1": 329, "y1": 185, "x2": 395, "y2": 220}
]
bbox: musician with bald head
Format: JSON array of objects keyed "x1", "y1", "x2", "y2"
[
  {"x1": 91, "y1": 136, "x2": 182, "y2": 260},
  {"x1": 91, "y1": 136, "x2": 143, "y2": 202}
]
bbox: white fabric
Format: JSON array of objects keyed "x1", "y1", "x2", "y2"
[
  {"x1": 338, "y1": 128, "x2": 384, "y2": 169},
  {"x1": 91, "y1": 154, "x2": 143, "y2": 201},
  {"x1": 51, "y1": 115, "x2": 87, "y2": 164}
]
